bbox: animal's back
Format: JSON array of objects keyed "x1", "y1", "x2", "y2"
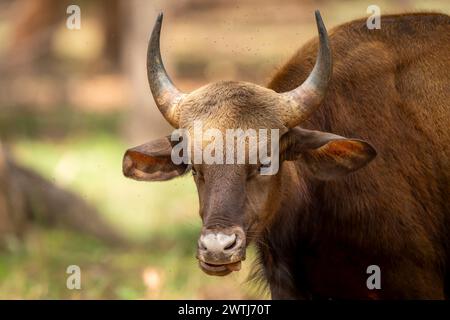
[
  {"x1": 269, "y1": 13, "x2": 450, "y2": 298},
  {"x1": 270, "y1": 13, "x2": 450, "y2": 152}
]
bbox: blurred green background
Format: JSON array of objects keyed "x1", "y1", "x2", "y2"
[{"x1": 0, "y1": 0, "x2": 448, "y2": 299}]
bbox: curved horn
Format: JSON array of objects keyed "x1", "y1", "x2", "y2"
[
  {"x1": 281, "y1": 10, "x2": 333, "y2": 128},
  {"x1": 147, "y1": 12, "x2": 186, "y2": 128}
]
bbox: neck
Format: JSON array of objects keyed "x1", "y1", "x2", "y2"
[{"x1": 255, "y1": 161, "x2": 317, "y2": 298}]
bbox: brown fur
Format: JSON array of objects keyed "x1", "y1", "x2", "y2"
[{"x1": 261, "y1": 12, "x2": 450, "y2": 299}]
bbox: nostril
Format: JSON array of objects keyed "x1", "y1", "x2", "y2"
[
  {"x1": 198, "y1": 239, "x2": 207, "y2": 250},
  {"x1": 224, "y1": 237, "x2": 237, "y2": 250},
  {"x1": 217, "y1": 233, "x2": 237, "y2": 251}
]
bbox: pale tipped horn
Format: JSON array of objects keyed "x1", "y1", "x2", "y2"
[
  {"x1": 147, "y1": 12, "x2": 186, "y2": 128},
  {"x1": 281, "y1": 10, "x2": 333, "y2": 128}
]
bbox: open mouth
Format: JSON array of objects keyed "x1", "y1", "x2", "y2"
[{"x1": 199, "y1": 260, "x2": 242, "y2": 276}]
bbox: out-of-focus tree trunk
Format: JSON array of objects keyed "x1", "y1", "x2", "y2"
[
  {"x1": 101, "y1": 0, "x2": 123, "y2": 67},
  {"x1": 5, "y1": 0, "x2": 67, "y2": 72},
  {"x1": 5, "y1": 0, "x2": 123, "y2": 72},
  {"x1": 0, "y1": 143, "x2": 28, "y2": 244},
  {"x1": 120, "y1": 0, "x2": 173, "y2": 144}
]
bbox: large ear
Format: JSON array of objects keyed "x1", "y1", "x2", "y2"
[
  {"x1": 280, "y1": 127, "x2": 377, "y2": 180},
  {"x1": 123, "y1": 136, "x2": 189, "y2": 181}
]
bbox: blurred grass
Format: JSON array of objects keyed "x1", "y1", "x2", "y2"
[
  {"x1": 0, "y1": 131, "x2": 266, "y2": 299},
  {"x1": 0, "y1": 227, "x2": 263, "y2": 299},
  {"x1": 12, "y1": 132, "x2": 199, "y2": 240}
]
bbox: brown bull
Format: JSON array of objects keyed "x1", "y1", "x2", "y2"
[{"x1": 123, "y1": 11, "x2": 450, "y2": 299}]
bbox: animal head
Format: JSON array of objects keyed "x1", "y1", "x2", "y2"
[{"x1": 123, "y1": 11, "x2": 376, "y2": 276}]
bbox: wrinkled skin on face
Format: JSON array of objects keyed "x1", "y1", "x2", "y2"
[{"x1": 123, "y1": 82, "x2": 376, "y2": 276}]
